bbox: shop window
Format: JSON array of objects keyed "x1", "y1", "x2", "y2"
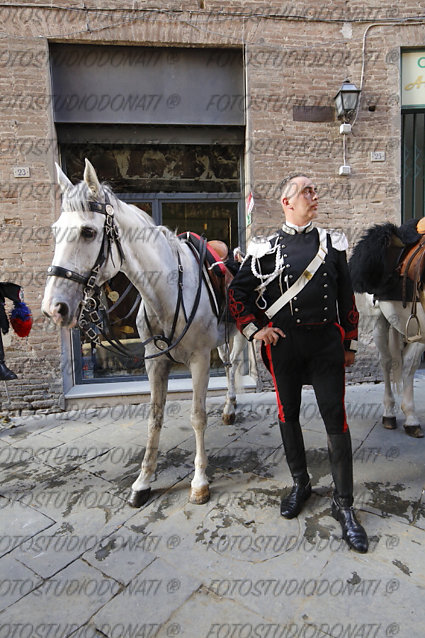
[{"x1": 61, "y1": 143, "x2": 243, "y2": 383}]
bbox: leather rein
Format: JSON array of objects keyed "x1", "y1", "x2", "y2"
[{"x1": 46, "y1": 195, "x2": 207, "y2": 361}]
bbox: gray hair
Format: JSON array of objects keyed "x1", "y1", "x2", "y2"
[{"x1": 280, "y1": 173, "x2": 310, "y2": 199}]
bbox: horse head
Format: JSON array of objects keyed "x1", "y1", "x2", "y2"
[{"x1": 42, "y1": 159, "x2": 122, "y2": 328}]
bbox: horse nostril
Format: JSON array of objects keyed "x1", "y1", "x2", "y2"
[{"x1": 56, "y1": 302, "x2": 69, "y2": 318}]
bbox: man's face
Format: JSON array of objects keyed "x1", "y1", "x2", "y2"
[{"x1": 281, "y1": 176, "x2": 319, "y2": 226}]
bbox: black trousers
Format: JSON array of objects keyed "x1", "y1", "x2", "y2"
[{"x1": 264, "y1": 324, "x2": 348, "y2": 435}]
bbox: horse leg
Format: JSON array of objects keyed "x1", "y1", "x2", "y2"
[
  {"x1": 188, "y1": 354, "x2": 210, "y2": 504},
  {"x1": 400, "y1": 343, "x2": 425, "y2": 438},
  {"x1": 218, "y1": 336, "x2": 240, "y2": 425},
  {"x1": 248, "y1": 339, "x2": 260, "y2": 390},
  {"x1": 128, "y1": 358, "x2": 171, "y2": 507},
  {"x1": 373, "y1": 312, "x2": 398, "y2": 429},
  {"x1": 220, "y1": 332, "x2": 260, "y2": 424}
]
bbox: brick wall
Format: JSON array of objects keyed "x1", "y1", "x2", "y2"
[{"x1": 1, "y1": 1, "x2": 424, "y2": 412}]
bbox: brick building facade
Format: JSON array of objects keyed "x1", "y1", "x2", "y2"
[{"x1": 1, "y1": 1, "x2": 425, "y2": 413}]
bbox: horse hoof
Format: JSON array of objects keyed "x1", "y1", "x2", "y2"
[
  {"x1": 128, "y1": 488, "x2": 151, "y2": 508},
  {"x1": 222, "y1": 413, "x2": 235, "y2": 425},
  {"x1": 403, "y1": 425, "x2": 424, "y2": 438},
  {"x1": 383, "y1": 416, "x2": 397, "y2": 430},
  {"x1": 189, "y1": 486, "x2": 210, "y2": 505}
]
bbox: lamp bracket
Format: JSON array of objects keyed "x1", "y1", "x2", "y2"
[{"x1": 339, "y1": 123, "x2": 352, "y2": 135}]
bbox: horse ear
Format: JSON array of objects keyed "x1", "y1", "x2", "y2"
[
  {"x1": 55, "y1": 162, "x2": 73, "y2": 194},
  {"x1": 83, "y1": 158, "x2": 101, "y2": 199}
]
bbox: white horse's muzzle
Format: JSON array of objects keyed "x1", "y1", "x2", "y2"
[{"x1": 41, "y1": 278, "x2": 81, "y2": 328}]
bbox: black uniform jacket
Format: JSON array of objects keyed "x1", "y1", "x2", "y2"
[{"x1": 228, "y1": 226, "x2": 359, "y2": 351}]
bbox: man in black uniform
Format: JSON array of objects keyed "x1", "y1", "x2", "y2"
[{"x1": 228, "y1": 173, "x2": 368, "y2": 553}]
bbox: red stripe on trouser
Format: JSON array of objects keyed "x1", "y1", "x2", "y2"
[
  {"x1": 265, "y1": 342, "x2": 285, "y2": 422},
  {"x1": 334, "y1": 322, "x2": 348, "y2": 433}
]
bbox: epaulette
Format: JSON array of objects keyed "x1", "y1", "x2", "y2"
[
  {"x1": 327, "y1": 228, "x2": 348, "y2": 251},
  {"x1": 246, "y1": 233, "x2": 279, "y2": 258}
]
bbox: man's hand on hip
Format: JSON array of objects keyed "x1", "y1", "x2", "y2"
[
  {"x1": 344, "y1": 350, "x2": 356, "y2": 367},
  {"x1": 254, "y1": 326, "x2": 286, "y2": 345}
]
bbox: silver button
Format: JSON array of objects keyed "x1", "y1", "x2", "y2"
[
  {"x1": 294, "y1": 308, "x2": 299, "y2": 312},
  {"x1": 293, "y1": 296, "x2": 297, "y2": 301},
  {"x1": 324, "y1": 307, "x2": 328, "y2": 311},
  {"x1": 289, "y1": 274, "x2": 293, "y2": 279},
  {"x1": 283, "y1": 254, "x2": 288, "y2": 257},
  {"x1": 296, "y1": 319, "x2": 301, "y2": 323},
  {"x1": 323, "y1": 272, "x2": 328, "y2": 277},
  {"x1": 324, "y1": 295, "x2": 328, "y2": 299},
  {"x1": 323, "y1": 283, "x2": 328, "y2": 288}
]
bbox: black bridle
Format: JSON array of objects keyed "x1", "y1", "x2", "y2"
[
  {"x1": 47, "y1": 195, "x2": 125, "y2": 345},
  {"x1": 47, "y1": 194, "x2": 208, "y2": 361}
]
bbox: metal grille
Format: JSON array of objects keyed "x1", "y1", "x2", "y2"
[{"x1": 402, "y1": 111, "x2": 425, "y2": 221}]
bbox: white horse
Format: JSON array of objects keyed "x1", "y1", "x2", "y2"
[
  {"x1": 42, "y1": 159, "x2": 239, "y2": 507},
  {"x1": 359, "y1": 293, "x2": 425, "y2": 438}
]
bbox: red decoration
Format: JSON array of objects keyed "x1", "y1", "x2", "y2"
[{"x1": 10, "y1": 302, "x2": 32, "y2": 337}]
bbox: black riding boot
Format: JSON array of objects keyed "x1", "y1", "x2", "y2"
[
  {"x1": 0, "y1": 336, "x2": 17, "y2": 381},
  {"x1": 327, "y1": 432, "x2": 368, "y2": 553},
  {"x1": 279, "y1": 420, "x2": 311, "y2": 518}
]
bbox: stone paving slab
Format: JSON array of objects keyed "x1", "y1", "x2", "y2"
[
  {"x1": 0, "y1": 414, "x2": 65, "y2": 443},
  {"x1": 0, "y1": 555, "x2": 43, "y2": 612},
  {"x1": 296, "y1": 550, "x2": 425, "y2": 637},
  {"x1": 0, "y1": 497, "x2": 55, "y2": 558},
  {"x1": 41, "y1": 420, "x2": 104, "y2": 444},
  {"x1": 1, "y1": 431, "x2": 64, "y2": 465},
  {"x1": 7, "y1": 520, "x2": 108, "y2": 579},
  {"x1": 0, "y1": 559, "x2": 121, "y2": 636},
  {"x1": 0, "y1": 456, "x2": 63, "y2": 501},
  {"x1": 0, "y1": 381, "x2": 424, "y2": 638},
  {"x1": 6, "y1": 467, "x2": 126, "y2": 522},
  {"x1": 153, "y1": 588, "x2": 322, "y2": 638},
  {"x1": 91, "y1": 556, "x2": 202, "y2": 630},
  {"x1": 79, "y1": 441, "x2": 147, "y2": 483},
  {"x1": 83, "y1": 527, "x2": 158, "y2": 586}
]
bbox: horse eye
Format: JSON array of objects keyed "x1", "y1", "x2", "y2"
[{"x1": 81, "y1": 226, "x2": 96, "y2": 240}]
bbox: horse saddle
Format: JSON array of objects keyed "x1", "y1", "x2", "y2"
[
  {"x1": 179, "y1": 232, "x2": 234, "y2": 317},
  {"x1": 399, "y1": 218, "x2": 425, "y2": 283}
]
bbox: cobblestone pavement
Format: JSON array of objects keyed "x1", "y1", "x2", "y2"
[{"x1": 0, "y1": 378, "x2": 424, "y2": 638}]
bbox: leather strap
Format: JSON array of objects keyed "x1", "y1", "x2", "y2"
[{"x1": 47, "y1": 265, "x2": 88, "y2": 286}]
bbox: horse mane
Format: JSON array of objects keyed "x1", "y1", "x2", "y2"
[
  {"x1": 349, "y1": 223, "x2": 398, "y2": 293},
  {"x1": 61, "y1": 180, "x2": 98, "y2": 214},
  {"x1": 349, "y1": 220, "x2": 421, "y2": 296},
  {"x1": 62, "y1": 180, "x2": 185, "y2": 255}
]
